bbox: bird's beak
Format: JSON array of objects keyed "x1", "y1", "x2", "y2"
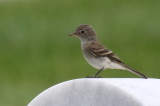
[{"x1": 69, "y1": 32, "x2": 77, "y2": 36}]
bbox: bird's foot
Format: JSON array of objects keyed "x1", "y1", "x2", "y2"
[{"x1": 86, "y1": 75, "x2": 102, "y2": 78}]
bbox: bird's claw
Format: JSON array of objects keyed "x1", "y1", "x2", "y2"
[{"x1": 86, "y1": 75, "x2": 102, "y2": 78}]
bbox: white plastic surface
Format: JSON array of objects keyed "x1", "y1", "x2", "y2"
[{"x1": 28, "y1": 78, "x2": 160, "y2": 106}]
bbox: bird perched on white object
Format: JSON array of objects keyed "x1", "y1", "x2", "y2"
[{"x1": 69, "y1": 24, "x2": 147, "y2": 79}]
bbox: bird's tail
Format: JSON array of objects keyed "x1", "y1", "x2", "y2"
[{"x1": 123, "y1": 65, "x2": 147, "y2": 79}]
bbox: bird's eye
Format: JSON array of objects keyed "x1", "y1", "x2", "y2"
[{"x1": 80, "y1": 30, "x2": 85, "y2": 33}]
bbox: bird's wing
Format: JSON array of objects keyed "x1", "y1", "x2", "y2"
[
  {"x1": 85, "y1": 42, "x2": 147, "y2": 79},
  {"x1": 86, "y1": 42, "x2": 124, "y2": 64}
]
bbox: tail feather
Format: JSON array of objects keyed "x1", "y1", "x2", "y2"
[{"x1": 123, "y1": 65, "x2": 147, "y2": 79}]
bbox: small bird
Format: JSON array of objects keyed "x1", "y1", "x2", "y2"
[{"x1": 69, "y1": 24, "x2": 147, "y2": 79}]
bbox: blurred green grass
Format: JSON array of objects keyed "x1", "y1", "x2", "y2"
[{"x1": 0, "y1": 0, "x2": 160, "y2": 105}]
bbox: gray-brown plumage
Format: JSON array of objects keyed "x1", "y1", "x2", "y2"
[{"x1": 69, "y1": 24, "x2": 147, "y2": 79}]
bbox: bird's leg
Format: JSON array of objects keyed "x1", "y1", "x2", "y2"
[
  {"x1": 94, "y1": 68, "x2": 104, "y2": 78},
  {"x1": 86, "y1": 68, "x2": 104, "y2": 78}
]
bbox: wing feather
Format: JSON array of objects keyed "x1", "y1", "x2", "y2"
[{"x1": 86, "y1": 42, "x2": 124, "y2": 64}]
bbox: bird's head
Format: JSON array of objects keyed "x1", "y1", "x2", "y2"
[{"x1": 69, "y1": 24, "x2": 97, "y2": 42}]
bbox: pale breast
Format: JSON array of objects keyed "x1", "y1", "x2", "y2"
[
  {"x1": 81, "y1": 42, "x2": 126, "y2": 70},
  {"x1": 81, "y1": 42, "x2": 104, "y2": 69}
]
